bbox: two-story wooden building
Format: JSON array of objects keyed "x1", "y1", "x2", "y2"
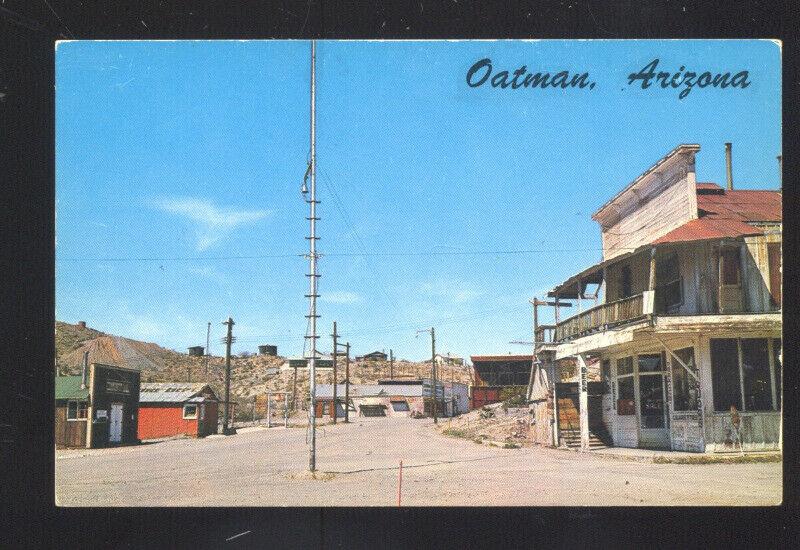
[{"x1": 530, "y1": 144, "x2": 781, "y2": 453}]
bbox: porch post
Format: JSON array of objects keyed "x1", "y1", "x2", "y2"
[
  {"x1": 551, "y1": 363, "x2": 560, "y2": 447},
  {"x1": 576, "y1": 353, "x2": 590, "y2": 451}
]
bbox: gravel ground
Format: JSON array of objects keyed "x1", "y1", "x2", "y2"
[{"x1": 55, "y1": 416, "x2": 781, "y2": 507}]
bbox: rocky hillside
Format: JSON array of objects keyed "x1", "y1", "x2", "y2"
[{"x1": 55, "y1": 321, "x2": 473, "y2": 415}]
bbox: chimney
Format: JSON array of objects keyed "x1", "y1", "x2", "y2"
[
  {"x1": 78, "y1": 321, "x2": 86, "y2": 329},
  {"x1": 777, "y1": 155, "x2": 783, "y2": 187},
  {"x1": 81, "y1": 351, "x2": 89, "y2": 389},
  {"x1": 725, "y1": 142, "x2": 733, "y2": 191}
]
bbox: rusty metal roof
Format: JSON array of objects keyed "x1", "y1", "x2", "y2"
[
  {"x1": 655, "y1": 188, "x2": 780, "y2": 244},
  {"x1": 139, "y1": 382, "x2": 217, "y2": 403},
  {"x1": 316, "y1": 384, "x2": 423, "y2": 398}
]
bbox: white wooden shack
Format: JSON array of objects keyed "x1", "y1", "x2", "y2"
[{"x1": 529, "y1": 144, "x2": 782, "y2": 453}]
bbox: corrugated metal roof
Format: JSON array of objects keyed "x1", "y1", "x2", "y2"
[
  {"x1": 316, "y1": 384, "x2": 423, "y2": 398},
  {"x1": 139, "y1": 382, "x2": 217, "y2": 403},
  {"x1": 55, "y1": 375, "x2": 89, "y2": 401},
  {"x1": 655, "y1": 188, "x2": 780, "y2": 244}
]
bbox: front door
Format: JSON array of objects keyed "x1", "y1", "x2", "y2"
[
  {"x1": 636, "y1": 354, "x2": 670, "y2": 449},
  {"x1": 109, "y1": 403, "x2": 123, "y2": 443}
]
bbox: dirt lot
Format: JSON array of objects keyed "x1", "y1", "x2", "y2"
[{"x1": 55, "y1": 417, "x2": 781, "y2": 506}]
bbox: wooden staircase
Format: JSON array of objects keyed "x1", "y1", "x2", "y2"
[{"x1": 560, "y1": 425, "x2": 612, "y2": 451}]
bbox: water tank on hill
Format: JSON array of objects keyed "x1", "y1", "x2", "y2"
[
  {"x1": 188, "y1": 346, "x2": 205, "y2": 357},
  {"x1": 258, "y1": 345, "x2": 278, "y2": 356}
]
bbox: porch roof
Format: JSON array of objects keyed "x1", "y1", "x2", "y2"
[{"x1": 547, "y1": 248, "x2": 643, "y2": 299}]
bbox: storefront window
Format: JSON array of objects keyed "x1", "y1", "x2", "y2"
[
  {"x1": 671, "y1": 347, "x2": 697, "y2": 412},
  {"x1": 601, "y1": 360, "x2": 611, "y2": 394},
  {"x1": 617, "y1": 377, "x2": 635, "y2": 415},
  {"x1": 617, "y1": 356, "x2": 633, "y2": 376},
  {"x1": 67, "y1": 400, "x2": 88, "y2": 420},
  {"x1": 742, "y1": 338, "x2": 772, "y2": 411},
  {"x1": 711, "y1": 338, "x2": 742, "y2": 412},
  {"x1": 638, "y1": 354, "x2": 663, "y2": 373}
]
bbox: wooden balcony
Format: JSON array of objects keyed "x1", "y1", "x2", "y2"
[
  {"x1": 554, "y1": 293, "x2": 647, "y2": 342},
  {"x1": 535, "y1": 324, "x2": 557, "y2": 345}
]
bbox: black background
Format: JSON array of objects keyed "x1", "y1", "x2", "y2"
[{"x1": 1, "y1": 1, "x2": 797, "y2": 547}]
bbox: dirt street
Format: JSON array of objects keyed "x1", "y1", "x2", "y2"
[{"x1": 55, "y1": 417, "x2": 781, "y2": 506}]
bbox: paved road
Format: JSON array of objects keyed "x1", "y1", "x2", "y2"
[{"x1": 56, "y1": 417, "x2": 781, "y2": 506}]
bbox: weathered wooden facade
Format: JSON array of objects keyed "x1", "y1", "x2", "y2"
[
  {"x1": 56, "y1": 363, "x2": 141, "y2": 448},
  {"x1": 530, "y1": 144, "x2": 782, "y2": 453}
]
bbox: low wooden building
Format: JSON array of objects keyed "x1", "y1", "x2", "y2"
[
  {"x1": 56, "y1": 363, "x2": 141, "y2": 448},
  {"x1": 469, "y1": 355, "x2": 532, "y2": 409},
  {"x1": 55, "y1": 375, "x2": 90, "y2": 448},
  {"x1": 355, "y1": 351, "x2": 388, "y2": 362},
  {"x1": 138, "y1": 383, "x2": 219, "y2": 440}
]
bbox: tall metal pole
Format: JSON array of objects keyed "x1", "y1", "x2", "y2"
[
  {"x1": 305, "y1": 39, "x2": 320, "y2": 472},
  {"x1": 205, "y1": 321, "x2": 211, "y2": 376},
  {"x1": 222, "y1": 317, "x2": 234, "y2": 435},
  {"x1": 332, "y1": 321, "x2": 338, "y2": 424},
  {"x1": 345, "y1": 342, "x2": 350, "y2": 423},
  {"x1": 431, "y1": 327, "x2": 437, "y2": 424}
]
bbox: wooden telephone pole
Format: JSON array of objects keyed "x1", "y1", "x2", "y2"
[
  {"x1": 345, "y1": 342, "x2": 351, "y2": 423},
  {"x1": 222, "y1": 317, "x2": 235, "y2": 435},
  {"x1": 332, "y1": 321, "x2": 338, "y2": 424},
  {"x1": 418, "y1": 327, "x2": 437, "y2": 423},
  {"x1": 389, "y1": 349, "x2": 394, "y2": 379}
]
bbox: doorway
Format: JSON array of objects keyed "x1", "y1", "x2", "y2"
[
  {"x1": 109, "y1": 403, "x2": 123, "y2": 443},
  {"x1": 636, "y1": 354, "x2": 670, "y2": 449}
]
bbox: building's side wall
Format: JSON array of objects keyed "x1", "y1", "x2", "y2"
[
  {"x1": 742, "y1": 231, "x2": 782, "y2": 314},
  {"x1": 55, "y1": 402, "x2": 88, "y2": 448},
  {"x1": 138, "y1": 405, "x2": 199, "y2": 440},
  {"x1": 605, "y1": 251, "x2": 650, "y2": 302},
  {"x1": 600, "y1": 154, "x2": 696, "y2": 261}
]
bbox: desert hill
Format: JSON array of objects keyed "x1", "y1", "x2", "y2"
[{"x1": 55, "y1": 321, "x2": 473, "y2": 419}]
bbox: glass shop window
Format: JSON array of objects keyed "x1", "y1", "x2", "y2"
[
  {"x1": 773, "y1": 338, "x2": 782, "y2": 410},
  {"x1": 671, "y1": 347, "x2": 698, "y2": 412},
  {"x1": 617, "y1": 377, "x2": 635, "y2": 415},
  {"x1": 721, "y1": 248, "x2": 741, "y2": 286},
  {"x1": 617, "y1": 356, "x2": 634, "y2": 376},
  {"x1": 741, "y1": 339, "x2": 772, "y2": 411},
  {"x1": 391, "y1": 400, "x2": 410, "y2": 412},
  {"x1": 638, "y1": 354, "x2": 663, "y2": 373},
  {"x1": 711, "y1": 338, "x2": 742, "y2": 412},
  {"x1": 183, "y1": 404, "x2": 198, "y2": 419},
  {"x1": 67, "y1": 400, "x2": 88, "y2": 420},
  {"x1": 601, "y1": 360, "x2": 611, "y2": 394}
]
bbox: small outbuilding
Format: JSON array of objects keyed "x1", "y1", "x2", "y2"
[
  {"x1": 187, "y1": 346, "x2": 205, "y2": 357},
  {"x1": 138, "y1": 383, "x2": 220, "y2": 440},
  {"x1": 258, "y1": 344, "x2": 278, "y2": 356},
  {"x1": 355, "y1": 351, "x2": 388, "y2": 362}
]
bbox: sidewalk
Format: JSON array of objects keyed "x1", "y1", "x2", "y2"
[{"x1": 560, "y1": 445, "x2": 782, "y2": 464}]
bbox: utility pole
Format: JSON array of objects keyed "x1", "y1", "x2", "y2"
[
  {"x1": 345, "y1": 342, "x2": 351, "y2": 423},
  {"x1": 390, "y1": 349, "x2": 394, "y2": 379},
  {"x1": 205, "y1": 321, "x2": 211, "y2": 376},
  {"x1": 222, "y1": 317, "x2": 235, "y2": 435},
  {"x1": 332, "y1": 321, "x2": 338, "y2": 424},
  {"x1": 301, "y1": 39, "x2": 320, "y2": 472},
  {"x1": 417, "y1": 327, "x2": 437, "y2": 423}
]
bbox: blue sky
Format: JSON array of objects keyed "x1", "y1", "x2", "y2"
[{"x1": 55, "y1": 40, "x2": 781, "y2": 361}]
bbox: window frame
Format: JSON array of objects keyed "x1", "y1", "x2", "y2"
[
  {"x1": 710, "y1": 337, "x2": 781, "y2": 413},
  {"x1": 720, "y1": 247, "x2": 742, "y2": 287},
  {"x1": 615, "y1": 356, "x2": 635, "y2": 415},
  {"x1": 670, "y1": 347, "x2": 698, "y2": 413},
  {"x1": 66, "y1": 400, "x2": 88, "y2": 421},
  {"x1": 656, "y1": 252, "x2": 684, "y2": 310},
  {"x1": 183, "y1": 404, "x2": 199, "y2": 419}
]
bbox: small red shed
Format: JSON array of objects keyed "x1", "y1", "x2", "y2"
[{"x1": 138, "y1": 383, "x2": 219, "y2": 440}]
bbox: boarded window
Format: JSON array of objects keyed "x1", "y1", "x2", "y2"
[
  {"x1": 711, "y1": 338, "x2": 741, "y2": 411},
  {"x1": 621, "y1": 265, "x2": 632, "y2": 298},
  {"x1": 390, "y1": 400, "x2": 410, "y2": 412},
  {"x1": 671, "y1": 347, "x2": 698, "y2": 412},
  {"x1": 742, "y1": 339, "x2": 772, "y2": 411},
  {"x1": 183, "y1": 404, "x2": 198, "y2": 419},
  {"x1": 617, "y1": 377, "x2": 635, "y2": 415},
  {"x1": 720, "y1": 248, "x2": 741, "y2": 286},
  {"x1": 656, "y1": 253, "x2": 682, "y2": 310},
  {"x1": 768, "y1": 242, "x2": 781, "y2": 307}
]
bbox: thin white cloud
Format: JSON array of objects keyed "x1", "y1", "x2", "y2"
[
  {"x1": 153, "y1": 197, "x2": 271, "y2": 251},
  {"x1": 320, "y1": 291, "x2": 361, "y2": 304}
]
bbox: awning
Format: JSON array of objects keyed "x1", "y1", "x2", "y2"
[{"x1": 547, "y1": 249, "x2": 643, "y2": 299}]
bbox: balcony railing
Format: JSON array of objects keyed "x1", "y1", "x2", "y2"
[
  {"x1": 554, "y1": 293, "x2": 646, "y2": 342},
  {"x1": 535, "y1": 324, "x2": 557, "y2": 345}
]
